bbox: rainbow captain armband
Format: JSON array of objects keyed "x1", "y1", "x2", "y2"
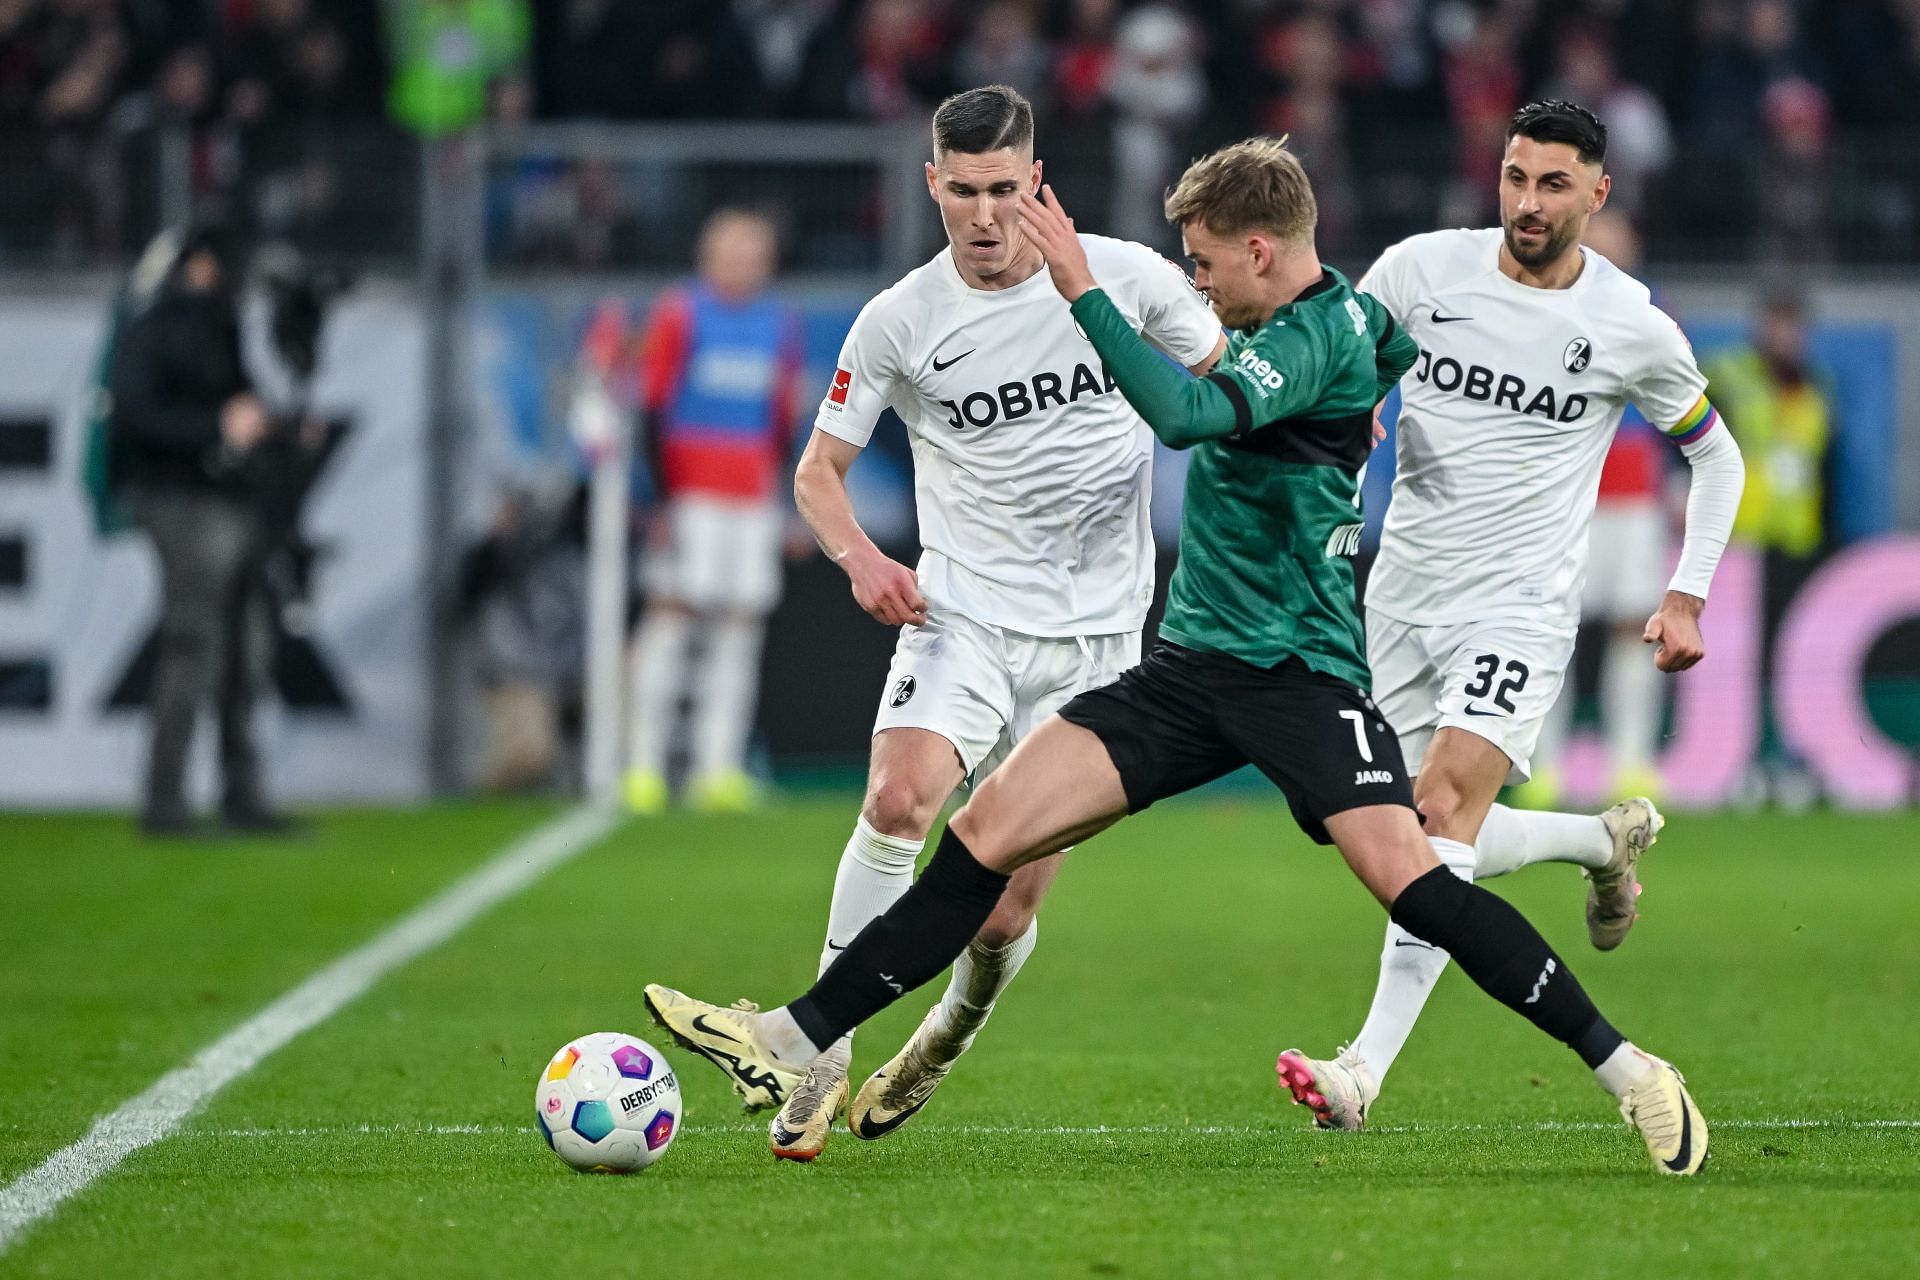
[{"x1": 1665, "y1": 394, "x2": 1720, "y2": 445}]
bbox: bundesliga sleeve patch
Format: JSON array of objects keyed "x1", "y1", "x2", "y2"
[
  {"x1": 827, "y1": 367, "x2": 852, "y2": 408},
  {"x1": 1666, "y1": 394, "x2": 1719, "y2": 445}
]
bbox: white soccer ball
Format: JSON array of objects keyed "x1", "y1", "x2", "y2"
[{"x1": 534, "y1": 1032, "x2": 682, "y2": 1172}]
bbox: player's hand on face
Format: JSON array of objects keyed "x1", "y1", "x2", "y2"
[
  {"x1": 844, "y1": 546, "x2": 928, "y2": 627},
  {"x1": 1016, "y1": 186, "x2": 1097, "y2": 303},
  {"x1": 1643, "y1": 590, "x2": 1706, "y2": 672}
]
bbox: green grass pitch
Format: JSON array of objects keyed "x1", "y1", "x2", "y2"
[{"x1": 1, "y1": 799, "x2": 1915, "y2": 1278}]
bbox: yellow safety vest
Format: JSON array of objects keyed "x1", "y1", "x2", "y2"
[{"x1": 1704, "y1": 348, "x2": 1830, "y2": 556}]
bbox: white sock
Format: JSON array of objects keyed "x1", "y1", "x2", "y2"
[
  {"x1": 760, "y1": 1006, "x2": 823, "y2": 1068},
  {"x1": 814, "y1": 817, "x2": 926, "y2": 1059},
  {"x1": 1593, "y1": 1040, "x2": 1659, "y2": 1098},
  {"x1": 1473, "y1": 803, "x2": 1614, "y2": 878},
  {"x1": 691, "y1": 615, "x2": 765, "y2": 779},
  {"x1": 1602, "y1": 628, "x2": 1662, "y2": 782},
  {"x1": 923, "y1": 921, "x2": 1039, "y2": 1065},
  {"x1": 1348, "y1": 837, "x2": 1473, "y2": 1088},
  {"x1": 626, "y1": 609, "x2": 692, "y2": 775}
]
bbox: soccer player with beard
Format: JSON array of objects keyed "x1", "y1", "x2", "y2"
[
  {"x1": 764, "y1": 84, "x2": 1226, "y2": 1160},
  {"x1": 646, "y1": 135, "x2": 1711, "y2": 1176},
  {"x1": 1274, "y1": 101, "x2": 1745, "y2": 1134}
]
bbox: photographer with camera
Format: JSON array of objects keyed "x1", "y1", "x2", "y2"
[{"x1": 109, "y1": 222, "x2": 296, "y2": 837}]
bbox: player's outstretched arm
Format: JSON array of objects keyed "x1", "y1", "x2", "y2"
[
  {"x1": 794, "y1": 428, "x2": 927, "y2": 627},
  {"x1": 1017, "y1": 187, "x2": 1245, "y2": 448},
  {"x1": 1643, "y1": 400, "x2": 1745, "y2": 672}
]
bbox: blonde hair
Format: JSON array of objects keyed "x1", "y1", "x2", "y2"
[{"x1": 1163, "y1": 136, "x2": 1317, "y2": 245}]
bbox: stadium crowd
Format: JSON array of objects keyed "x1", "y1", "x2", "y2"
[
  {"x1": 0, "y1": 0, "x2": 388, "y2": 259},
  {"x1": 572, "y1": 0, "x2": 1920, "y2": 262},
  {"x1": 3, "y1": 1, "x2": 1920, "y2": 265}
]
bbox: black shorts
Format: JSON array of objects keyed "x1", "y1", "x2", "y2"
[{"x1": 1058, "y1": 642, "x2": 1416, "y2": 845}]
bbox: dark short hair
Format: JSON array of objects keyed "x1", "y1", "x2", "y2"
[
  {"x1": 932, "y1": 85, "x2": 1034, "y2": 157},
  {"x1": 1507, "y1": 99, "x2": 1608, "y2": 166}
]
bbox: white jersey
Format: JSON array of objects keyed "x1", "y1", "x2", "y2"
[
  {"x1": 1361, "y1": 228, "x2": 1709, "y2": 631},
  {"x1": 817, "y1": 235, "x2": 1221, "y2": 636}
]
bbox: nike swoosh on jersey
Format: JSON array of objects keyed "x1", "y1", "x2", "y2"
[
  {"x1": 1394, "y1": 937, "x2": 1439, "y2": 950},
  {"x1": 1463, "y1": 703, "x2": 1504, "y2": 717},
  {"x1": 931, "y1": 348, "x2": 976, "y2": 371},
  {"x1": 1430, "y1": 311, "x2": 1472, "y2": 324}
]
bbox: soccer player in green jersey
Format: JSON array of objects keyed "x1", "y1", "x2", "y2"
[{"x1": 646, "y1": 139, "x2": 1708, "y2": 1175}]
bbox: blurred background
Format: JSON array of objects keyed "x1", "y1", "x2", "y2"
[{"x1": 1, "y1": 0, "x2": 1917, "y2": 821}]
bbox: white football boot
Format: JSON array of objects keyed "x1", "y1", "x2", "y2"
[
  {"x1": 643, "y1": 984, "x2": 804, "y2": 1112},
  {"x1": 1275, "y1": 1045, "x2": 1377, "y2": 1131},
  {"x1": 1618, "y1": 1053, "x2": 1709, "y2": 1175},
  {"x1": 768, "y1": 1049, "x2": 851, "y2": 1162},
  {"x1": 1588, "y1": 797, "x2": 1664, "y2": 950},
  {"x1": 849, "y1": 1008, "x2": 963, "y2": 1140}
]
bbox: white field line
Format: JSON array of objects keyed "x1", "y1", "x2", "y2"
[
  {"x1": 0, "y1": 804, "x2": 623, "y2": 1255},
  {"x1": 186, "y1": 1117, "x2": 1920, "y2": 1141}
]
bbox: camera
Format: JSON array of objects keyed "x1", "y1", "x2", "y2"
[
  {"x1": 256, "y1": 243, "x2": 355, "y2": 388},
  {"x1": 249, "y1": 244, "x2": 354, "y2": 638}
]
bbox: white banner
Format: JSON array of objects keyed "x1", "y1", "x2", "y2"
[{"x1": 0, "y1": 292, "x2": 429, "y2": 806}]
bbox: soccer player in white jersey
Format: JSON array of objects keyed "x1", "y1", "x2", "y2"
[
  {"x1": 772, "y1": 85, "x2": 1225, "y2": 1159},
  {"x1": 1525, "y1": 210, "x2": 1675, "y2": 807},
  {"x1": 1276, "y1": 100, "x2": 1745, "y2": 1131}
]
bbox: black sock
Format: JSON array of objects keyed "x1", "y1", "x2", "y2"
[
  {"x1": 787, "y1": 827, "x2": 1009, "y2": 1051},
  {"x1": 1391, "y1": 866, "x2": 1625, "y2": 1069}
]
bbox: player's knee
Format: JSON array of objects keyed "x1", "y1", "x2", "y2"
[
  {"x1": 1414, "y1": 782, "x2": 1469, "y2": 841},
  {"x1": 945, "y1": 804, "x2": 1018, "y2": 872},
  {"x1": 862, "y1": 773, "x2": 940, "y2": 839}
]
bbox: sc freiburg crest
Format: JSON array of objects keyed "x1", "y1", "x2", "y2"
[{"x1": 1563, "y1": 337, "x2": 1592, "y2": 373}]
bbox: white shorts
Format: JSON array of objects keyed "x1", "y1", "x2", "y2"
[
  {"x1": 1367, "y1": 614, "x2": 1575, "y2": 785},
  {"x1": 642, "y1": 495, "x2": 782, "y2": 613},
  {"x1": 1583, "y1": 503, "x2": 1667, "y2": 623},
  {"x1": 872, "y1": 607, "x2": 1142, "y2": 781}
]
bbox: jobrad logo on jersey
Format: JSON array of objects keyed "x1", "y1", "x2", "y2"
[
  {"x1": 937, "y1": 362, "x2": 1117, "y2": 431},
  {"x1": 1410, "y1": 348, "x2": 1588, "y2": 422}
]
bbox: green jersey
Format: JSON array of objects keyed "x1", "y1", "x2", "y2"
[{"x1": 1071, "y1": 268, "x2": 1417, "y2": 686}]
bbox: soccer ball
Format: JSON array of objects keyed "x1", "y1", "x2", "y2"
[{"x1": 535, "y1": 1032, "x2": 681, "y2": 1172}]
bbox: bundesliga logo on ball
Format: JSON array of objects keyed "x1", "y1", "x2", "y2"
[{"x1": 534, "y1": 1032, "x2": 682, "y2": 1172}]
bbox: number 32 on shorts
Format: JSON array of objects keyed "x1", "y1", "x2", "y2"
[{"x1": 1462, "y1": 653, "x2": 1531, "y2": 714}]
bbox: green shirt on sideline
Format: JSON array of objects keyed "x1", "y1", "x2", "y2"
[{"x1": 1070, "y1": 268, "x2": 1417, "y2": 687}]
